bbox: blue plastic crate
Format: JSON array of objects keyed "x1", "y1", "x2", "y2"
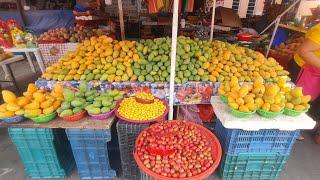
[
  {"x1": 215, "y1": 119, "x2": 300, "y2": 155},
  {"x1": 66, "y1": 129, "x2": 116, "y2": 179},
  {"x1": 8, "y1": 128, "x2": 75, "y2": 179},
  {"x1": 220, "y1": 152, "x2": 288, "y2": 180}
]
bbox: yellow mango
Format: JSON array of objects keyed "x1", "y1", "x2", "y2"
[
  {"x1": 239, "y1": 105, "x2": 249, "y2": 112},
  {"x1": 229, "y1": 102, "x2": 239, "y2": 110},
  {"x1": 0, "y1": 111, "x2": 15, "y2": 118},
  {"x1": 239, "y1": 85, "x2": 249, "y2": 97},
  {"x1": 15, "y1": 109, "x2": 25, "y2": 116},
  {"x1": 24, "y1": 101, "x2": 40, "y2": 110},
  {"x1": 0, "y1": 103, "x2": 7, "y2": 112},
  {"x1": 236, "y1": 98, "x2": 245, "y2": 105},
  {"x1": 6, "y1": 103, "x2": 20, "y2": 112},
  {"x1": 40, "y1": 100, "x2": 54, "y2": 109},
  {"x1": 294, "y1": 105, "x2": 306, "y2": 111},
  {"x1": 246, "y1": 103, "x2": 256, "y2": 112},
  {"x1": 43, "y1": 106, "x2": 54, "y2": 115},
  {"x1": 291, "y1": 87, "x2": 303, "y2": 97},
  {"x1": 53, "y1": 100, "x2": 61, "y2": 110},
  {"x1": 270, "y1": 104, "x2": 282, "y2": 112},
  {"x1": 2, "y1": 90, "x2": 17, "y2": 103},
  {"x1": 33, "y1": 92, "x2": 46, "y2": 102},
  {"x1": 301, "y1": 95, "x2": 311, "y2": 104},
  {"x1": 244, "y1": 95, "x2": 254, "y2": 104},
  {"x1": 27, "y1": 83, "x2": 37, "y2": 93},
  {"x1": 285, "y1": 103, "x2": 294, "y2": 109},
  {"x1": 17, "y1": 97, "x2": 30, "y2": 107},
  {"x1": 25, "y1": 109, "x2": 41, "y2": 117},
  {"x1": 262, "y1": 103, "x2": 271, "y2": 111}
]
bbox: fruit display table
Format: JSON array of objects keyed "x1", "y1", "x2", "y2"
[
  {"x1": 4, "y1": 47, "x2": 46, "y2": 73},
  {"x1": 0, "y1": 116, "x2": 117, "y2": 179},
  {"x1": 210, "y1": 96, "x2": 316, "y2": 180},
  {"x1": 210, "y1": 96, "x2": 316, "y2": 131},
  {"x1": 0, "y1": 55, "x2": 25, "y2": 93},
  {"x1": 36, "y1": 79, "x2": 216, "y2": 105}
]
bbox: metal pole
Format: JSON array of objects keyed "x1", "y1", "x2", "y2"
[
  {"x1": 117, "y1": 0, "x2": 125, "y2": 40},
  {"x1": 168, "y1": 0, "x2": 179, "y2": 120},
  {"x1": 210, "y1": 0, "x2": 216, "y2": 41},
  {"x1": 259, "y1": 0, "x2": 301, "y2": 35},
  {"x1": 265, "y1": 17, "x2": 280, "y2": 57}
]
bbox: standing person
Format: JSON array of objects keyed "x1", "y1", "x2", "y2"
[{"x1": 287, "y1": 23, "x2": 320, "y2": 143}]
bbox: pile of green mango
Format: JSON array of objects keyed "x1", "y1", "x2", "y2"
[
  {"x1": 134, "y1": 36, "x2": 212, "y2": 84},
  {"x1": 85, "y1": 90, "x2": 124, "y2": 115}
]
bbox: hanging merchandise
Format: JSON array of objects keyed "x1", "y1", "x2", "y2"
[
  {"x1": 168, "y1": 0, "x2": 182, "y2": 13},
  {"x1": 157, "y1": 0, "x2": 164, "y2": 11},
  {"x1": 163, "y1": 0, "x2": 170, "y2": 12},
  {"x1": 187, "y1": 0, "x2": 194, "y2": 12},
  {"x1": 0, "y1": 20, "x2": 13, "y2": 48},
  {"x1": 147, "y1": 0, "x2": 158, "y2": 14}
]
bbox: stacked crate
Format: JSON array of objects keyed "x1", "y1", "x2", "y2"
[
  {"x1": 116, "y1": 120, "x2": 150, "y2": 180},
  {"x1": 65, "y1": 129, "x2": 116, "y2": 179},
  {"x1": 8, "y1": 128, "x2": 75, "y2": 179},
  {"x1": 215, "y1": 119, "x2": 300, "y2": 180}
]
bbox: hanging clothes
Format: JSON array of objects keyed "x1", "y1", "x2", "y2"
[
  {"x1": 168, "y1": 0, "x2": 182, "y2": 13},
  {"x1": 147, "y1": 0, "x2": 158, "y2": 14},
  {"x1": 187, "y1": 0, "x2": 194, "y2": 12}
]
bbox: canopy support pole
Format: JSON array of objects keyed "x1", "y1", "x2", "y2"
[
  {"x1": 117, "y1": 0, "x2": 125, "y2": 40},
  {"x1": 265, "y1": 17, "x2": 280, "y2": 57},
  {"x1": 210, "y1": 0, "x2": 216, "y2": 41},
  {"x1": 168, "y1": 0, "x2": 179, "y2": 120}
]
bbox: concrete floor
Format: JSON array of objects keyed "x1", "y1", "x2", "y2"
[{"x1": 0, "y1": 57, "x2": 320, "y2": 180}]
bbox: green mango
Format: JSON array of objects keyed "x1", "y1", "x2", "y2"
[
  {"x1": 107, "y1": 67, "x2": 117, "y2": 74},
  {"x1": 146, "y1": 75, "x2": 154, "y2": 82},
  {"x1": 113, "y1": 95, "x2": 123, "y2": 101},
  {"x1": 60, "y1": 109, "x2": 73, "y2": 117},
  {"x1": 71, "y1": 99, "x2": 84, "y2": 107},
  {"x1": 86, "y1": 95, "x2": 95, "y2": 102},
  {"x1": 101, "y1": 106, "x2": 111, "y2": 113},
  {"x1": 85, "y1": 91, "x2": 94, "y2": 97},
  {"x1": 138, "y1": 75, "x2": 145, "y2": 82},
  {"x1": 86, "y1": 73, "x2": 94, "y2": 81},
  {"x1": 146, "y1": 64, "x2": 153, "y2": 73},
  {"x1": 107, "y1": 90, "x2": 119, "y2": 97},
  {"x1": 79, "y1": 81, "x2": 87, "y2": 92},
  {"x1": 63, "y1": 89, "x2": 75, "y2": 102},
  {"x1": 85, "y1": 104, "x2": 95, "y2": 111},
  {"x1": 56, "y1": 107, "x2": 63, "y2": 113},
  {"x1": 73, "y1": 107, "x2": 83, "y2": 114},
  {"x1": 109, "y1": 102, "x2": 116, "y2": 109},
  {"x1": 88, "y1": 107, "x2": 101, "y2": 115},
  {"x1": 61, "y1": 102, "x2": 71, "y2": 110},
  {"x1": 94, "y1": 74, "x2": 102, "y2": 80},
  {"x1": 102, "y1": 99, "x2": 112, "y2": 107},
  {"x1": 75, "y1": 92, "x2": 84, "y2": 98},
  {"x1": 93, "y1": 100, "x2": 102, "y2": 108}
]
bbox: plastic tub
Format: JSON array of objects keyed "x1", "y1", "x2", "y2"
[
  {"x1": 230, "y1": 108, "x2": 255, "y2": 118},
  {"x1": 89, "y1": 109, "x2": 115, "y2": 120},
  {"x1": 257, "y1": 109, "x2": 283, "y2": 119},
  {"x1": 115, "y1": 99, "x2": 168, "y2": 124},
  {"x1": 60, "y1": 111, "x2": 86, "y2": 122},
  {"x1": 134, "y1": 120, "x2": 222, "y2": 180},
  {"x1": 30, "y1": 112, "x2": 57, "y2": 123},
  {"x1": 220, "y1": 95, "x2": 228, "y2": 103}
]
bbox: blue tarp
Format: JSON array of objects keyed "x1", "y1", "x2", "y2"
[{"x1": 0, "y1": 10, "x2": 74, "y2": 35}]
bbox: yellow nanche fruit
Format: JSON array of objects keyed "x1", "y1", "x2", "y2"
[{"x1": 2, "y1": 90, "x2": 17, "y2": 103}]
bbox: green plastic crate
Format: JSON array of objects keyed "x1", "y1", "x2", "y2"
[
  {"x1": 220, "y1": 152, "x2": 289, "y2": 180},
  {"x1": 8, "y1": 128, "x2": 75, "y2": 179}
]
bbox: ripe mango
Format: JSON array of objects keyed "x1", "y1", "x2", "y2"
[
  {"x1": 270, "y1": 104, "x2": 282, "y2": 112},
  {"x1": 43, "y1": 106, "x2": 54, "y2": 115},
  {"x1": 0, "y1": 104, "x2": 7, "y2": 112},
  {"x1": 17, "y1": 97, "x2": 30, "y2": 107},
  {"x1": 291, "y1": 87, "x2": 303, "y2": 97},
  {"x1": 294, "y1": 105, "x2": 306, "y2": 111},
  {"x1": 27, "y1": 83, "x2": 37, "y2": 93},
  {"x1": 6, "y1": 103, "x2": 20, "y2": 112},
  {"x1": 40, "y1": 100, "x2": 54, "y2": 109},
  {"x1": 2, "y1": 90, "x2": 17, "y2": 103},
  {"x1": 239, "y1": 105, "x2": 249, "y2": 112},
  {"x1": 15, "y1": 109, "x2": 25, "y2": 116},
  {"x1": 25, "y1": 109, "x2": 42, "y2": 118},
  {"x1": 0, "y1": 111, "x2": 15, "y2": 118},
  {"x1": 262, "y1": 103, "x2": 271, "y2": 111},
  {"x1": 33, "y1": 92, "x2": 46, "y2": 102}
]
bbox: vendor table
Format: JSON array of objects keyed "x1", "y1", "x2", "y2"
[
  {"x1": 210, "y1": 96, "x2": 316, "y2": 130},
  {"x1": 0, "y1": 116, "x2": 114, "y2": 129},
  {"x1": 0, "y1": 55, "x2": 25, "y2": 93},
  {"x1": 4, "y1": 47, "x2": 46, "y2": 74}
]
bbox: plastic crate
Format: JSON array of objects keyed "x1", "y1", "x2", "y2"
[
  {"x1": 215, "y1": 119, "x2": 300, "y2": 155},
  {"x1": 116, "y1": 119, "x2": 150, "y2": 180},
  {"x1": 220, "y1": 152, "x2": 288, "y2": 180},
  {"x1": 8, "y1": 128, "x2": 75, "y2": 179},
  {"x1": 66, "y1": 129, "x2": 116, "y2": 179}
]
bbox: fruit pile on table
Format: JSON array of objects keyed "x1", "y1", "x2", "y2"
[
  {"x1": 0, "y1": 83, "x2": 63, "y2": 120},
  {"x1": 41, "y1": 35, "x2": 289, "y2": 83},
  {"x1": 218, "y1": 76, "x2": 311, "y2": 118}
]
